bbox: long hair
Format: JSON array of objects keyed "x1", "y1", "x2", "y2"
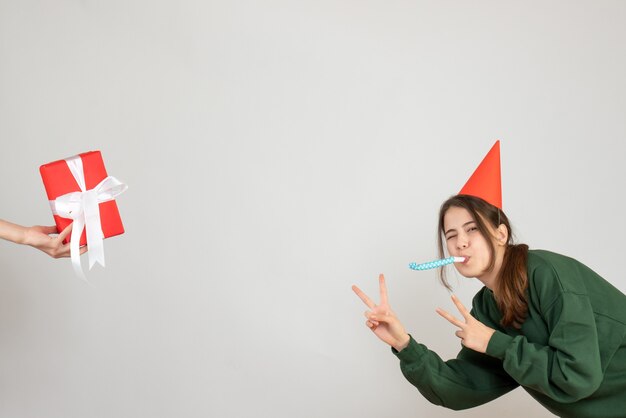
[{"x1": 437, "y1": 195, "x2": 529, "y2": 329}]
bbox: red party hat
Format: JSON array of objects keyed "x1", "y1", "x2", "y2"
[{"x1": 459, "y1": 140, "x2": 502, "y2": 209}]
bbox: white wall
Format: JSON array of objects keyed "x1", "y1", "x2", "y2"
[{"x1": 1, "y1": 1, "x2": 624, "y2": 417}]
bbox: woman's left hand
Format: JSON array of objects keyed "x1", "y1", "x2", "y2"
[{"x1": 436, "y1": 294, "x2": 495, "y2": 354}]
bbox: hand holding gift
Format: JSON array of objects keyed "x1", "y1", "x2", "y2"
[
  {"x1": 0, "y1": 219, "x2": 87, "y2": 258},
  {"x1": 23, "y1": 223, "x2": 88, "y2": 258},
  {"x1": 40, "y1": 151, "x2": 127, "y2": 279}
]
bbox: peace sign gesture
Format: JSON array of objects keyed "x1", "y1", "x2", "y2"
[
  {"x1": 436, "y1": 294, "x2": 495, "y2": 354},
  {"x1": 352, "y1": 274, "x2": 411, "y2": 352}
]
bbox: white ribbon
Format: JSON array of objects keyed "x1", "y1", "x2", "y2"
[{"x1": 49, "y1": 155, "x2": 127, "y2": 280}]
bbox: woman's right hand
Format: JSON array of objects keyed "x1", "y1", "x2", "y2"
[
  {"x1": 23, "y1": 223, "x2": 87, "y2": 258},
  {"x1": 352, "y1": 274, "x2": 411, "y2": 352}
]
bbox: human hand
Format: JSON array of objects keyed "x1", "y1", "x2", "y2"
[
  {"x1": 436, "y1": 294, "x2": 495, "y2": 353},
  {"x1": 23, "y1": 223, "x2": 87, "y2": 259},
  {"x1": 352, "y1": 274, "x2": 411, "y2": 352}
]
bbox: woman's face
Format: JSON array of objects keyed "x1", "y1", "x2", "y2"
[{"x1": 443, "y1": 206, "x2": 495, "y2": 279}]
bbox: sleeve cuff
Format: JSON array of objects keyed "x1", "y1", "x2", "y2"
[
  {"x1": 486, "y1": 330, "x2": 514, "y2": 359},
  {"x1": 391, "y1": 335, "x2": 427, "y2": 363}
]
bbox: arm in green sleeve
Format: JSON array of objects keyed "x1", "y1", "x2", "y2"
[
  {"x1": 486, "y1": 292, "x2": 603, "y2": 402},
  {"x1": 393, "y1": 336, "x2": 518, "y2": 410}
]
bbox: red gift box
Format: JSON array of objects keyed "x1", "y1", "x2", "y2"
[{"x1": 40, "y1": 151, "x2": 124, "y2": 246}]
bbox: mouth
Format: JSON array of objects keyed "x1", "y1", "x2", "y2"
[{"x1": 458, "y1": 256, "x2": 470, "y2": 264}]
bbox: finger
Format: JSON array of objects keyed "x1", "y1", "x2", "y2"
[
  {"x1": 379, "y1": 274, "x2": 388, "y2": 306},
  {"x1": 39, "y1": 225, "x2": 58, "y2": 234},
  {"x1": 368, "y1": 313, "x2": 394, "y2": 326},
  {"x1": 365, "y1": 320, "x2": 377, "y2": 329},
  {"x1": 52, "y1": 242, "x2": 71, "y2": 258},
  {"x1": 57, "y1": 223, "x2": 73, "y2": 242},
  {"x1": 436, "y1": 308, "x2": 465, "y2": 329},
  {"x1": 352, "y1": 285, "x2": 376, "y2": 309},
  {"x1": 451, "y1": 294, "x2": 472, "y2": 320},
  {"x1": 364, "y1": 311, "x2": 380, "y2": 326},
  {"x1": 455, "y1": 330, "x2": 464, "y2": 339},
  {"x1": 57, "y1": 242, "x2": 87, "y2": 257}
]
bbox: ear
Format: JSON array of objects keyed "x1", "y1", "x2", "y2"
[{"x1": 495, "y1": 224, "x2": 508, "y2": 246}]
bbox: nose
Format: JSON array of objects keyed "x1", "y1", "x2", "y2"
[{"x1": 456, "y1": 234, "x2": 469, "y2": 250}]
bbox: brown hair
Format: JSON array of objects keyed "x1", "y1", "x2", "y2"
[{"x1": 437, "y1": 195, "x2": 529, "y2": 329}]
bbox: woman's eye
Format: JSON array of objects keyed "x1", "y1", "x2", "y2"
[
  {"x1": 467, "y1": 226, "x2": 478, "y2": 232},
  {"x1": 446, "y1": 235, "x2": 456, "y2": 241}
]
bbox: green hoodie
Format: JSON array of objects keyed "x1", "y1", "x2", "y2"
[{"x1": 393, "y1": 250, "x2": 626, "y2": 417}]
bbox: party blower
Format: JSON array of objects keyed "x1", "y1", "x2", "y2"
[{"x1": 409, "y1": 256, "x2": 466, "y2": 271}]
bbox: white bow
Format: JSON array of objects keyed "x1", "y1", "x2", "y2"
[{"x1": 49, "y1": 155, "x2": 127, "y2": 280}]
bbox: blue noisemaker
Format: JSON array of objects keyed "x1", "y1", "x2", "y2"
[{"x1": 409, "y1": 256, "x2": 466, "y2": 271}]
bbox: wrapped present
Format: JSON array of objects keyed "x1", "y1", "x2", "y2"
[{"x1": 40, "y1": 151, "x2": 127, "y2": 278}]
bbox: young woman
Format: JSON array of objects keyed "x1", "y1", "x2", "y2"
[
  {"x1": 352, "y1": 194, "x2": 626, "y2": 416},
  {"x1": 0, "y1": 219, "x2": 86, "y2": 258}
]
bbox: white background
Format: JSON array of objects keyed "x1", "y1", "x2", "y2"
[{"x1": 1, "y1": 1, "x2": 625, "y2": 417}]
